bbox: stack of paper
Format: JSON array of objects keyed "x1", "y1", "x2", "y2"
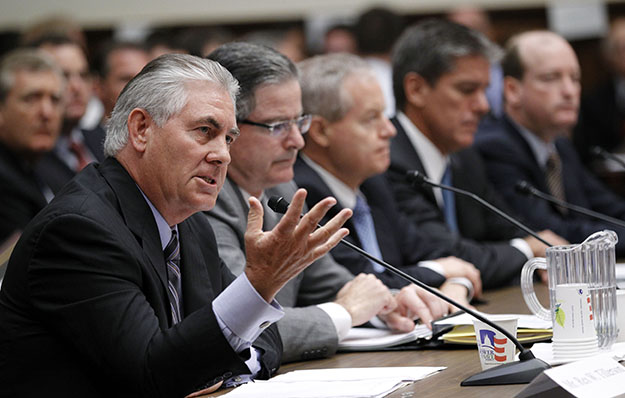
[
  {"x1": 220, "y1": 367, "x2": 445, "y2": 398},
  {"x1": 338, "y1": 324, "x2": 432, "y2": 351}
]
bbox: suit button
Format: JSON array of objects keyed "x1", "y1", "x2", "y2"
[{"x1": 223, "y1": 372, "x2": 232, "y2": 379}]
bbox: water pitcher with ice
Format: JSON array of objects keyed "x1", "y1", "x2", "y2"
[{"x1": 520, "y1": 230, "x2": 618, "y2": 349}]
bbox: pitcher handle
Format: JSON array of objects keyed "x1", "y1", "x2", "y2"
[{"x1": 520, "y1": 257, "x2": 551, "y2": 321}]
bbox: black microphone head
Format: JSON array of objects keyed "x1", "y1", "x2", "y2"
[
  {"x1": 267, "y1": 196, "x2": 290, "y2": 214},
  {"x1": 515, "y1": 180, "x2": 533, "y2": 195},
  {"x1": 406, "y1": 170, "x2": 427, "y2": 186},
  {"x1": 590, "y1": 146, "x2": 608, "y2": 160}
]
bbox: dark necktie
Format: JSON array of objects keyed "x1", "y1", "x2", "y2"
[
  {"x1": 545, "y1": 151, "x2": 568, "y2": 215},
  {"x1": 68, "y1": 137, "x2": 91, "y2": 171},
  {"x1": 351, "y1": 196, "x2": 385, "y2": 273},
  {"x1": 441, "y1": 165, "x2": 459, "y2": 233},
  {"x1": 164, "y1": 229, "x2": 183, "y2": 324}
]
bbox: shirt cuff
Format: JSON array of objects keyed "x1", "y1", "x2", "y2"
[
  {"x1": 510, "y1": 238, "x2": 533, "y2": 260},
  {"x1": 418, "y1": 260, "x2": 446, "y2": 276},
  {"x1": 316, "y1": 302, "x2": 352, "y2": 341},
  {"x1": 447, "y1": 277, "x2": 474, "y2": 301},
  {"x1": 213, "y1": 273, "x2": 284, "y2": 344}
]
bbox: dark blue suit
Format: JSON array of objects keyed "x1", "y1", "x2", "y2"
[
  {"x1": 474, "y1": 115, "x2": 625, "y2": 255},
  {"x1": 386, "y1": 117, "x2": 529, "y2": 288},
  {"x1": 293, "y1": 157, "x2": 449, "y2": 289}
]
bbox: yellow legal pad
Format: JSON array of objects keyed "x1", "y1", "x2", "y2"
[{"x1": 441, "y1": 325, "x2": 552, "y2": 345}]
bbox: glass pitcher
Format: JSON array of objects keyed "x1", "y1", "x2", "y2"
[{"x1": 520, "y1": 230, "x2": 618, "y2": 348}]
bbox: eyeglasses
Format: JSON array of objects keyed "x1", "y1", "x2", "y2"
[{"x1": 239, "y1": 114, "x2": 312, "y2": 137}]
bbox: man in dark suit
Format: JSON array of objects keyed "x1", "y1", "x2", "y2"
[
  {"x1": 295, "y1": 52, "x2": 481, "y2": 305},
  {"x1": 475, "y1": 30, "x2": 625, "y2": 255},
  {"x1": 0, "y1": 49, "x2": 63, "y2": 244},
  {"x1": 28, "y1": 34, "x2": 106, "y2": 193},
  {"x1": 206, "y1": 43, "x2": 452, "y2": 363},
  {"x1": 0, "y1": 54, "x2": 352, "y2": 397},
  {"x1": 574, "y1": 18, "x2": 625, "y2": 165},
  {"x1": 386, "y1": 20, "x2": 564, "y2": 288}
]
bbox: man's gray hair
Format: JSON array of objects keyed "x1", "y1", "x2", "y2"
[
  {"x1": 104, "y1": 53, "x2": 239, "y2": 157},
  {"x1": 298, "y1": 53, "x2": 373, "y2": 122},
  {"x1": 392, "y1": 18, "x2": 501, "y2": 112},
  {"x1": 0, "y1": 48, "x2": 64, "y2": 103},
  {"x1": 207, "y1": 42, "x2": 298, "y2": 121}
]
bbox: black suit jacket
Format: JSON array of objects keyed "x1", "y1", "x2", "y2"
[
  {"x1": 475, "y1": 114, "x2": 625, "y2": 255},
  {"x1": 35, "y1": 125, "x2": 106, "y2": 194},
  {"x1": 573, "y1": 79, "x2": 625, "y2": 164},
  {"x1": 0, "y1": 142, "x2": 48, "y2": 242},
  {"x1": 293, "y1": 157, "x2": 447, "y2": 289},
  {"x1": 386, "y1": 117, "x2": 529, "y2": 288},
  {"x1": 0, "y1": 157, "x2": 281, "y2": 397}
]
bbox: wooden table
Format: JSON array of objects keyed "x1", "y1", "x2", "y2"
[{"x1": 211, "y1": 284, "x2": 550, "y2": 398}]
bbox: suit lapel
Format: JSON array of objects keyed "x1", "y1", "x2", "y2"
[
  {"x1": 178, "y1": 220, "x2": 213, "y2": 314},
  {"x1": 98, "y1": 158, "x2": 169, "y2": 293},
  {"x1": 390, "y1": 117, "x2": 437, "y2": 205}
]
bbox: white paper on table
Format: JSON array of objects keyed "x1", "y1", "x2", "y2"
[
  {"x1": 220, "y1": 367, "x2": 445, "y2": 398},
  {"x1": 435, "y1": 312, "x2": 552, "y2": 329},
  {"x1": 338, "y1": 324, "x2": 432, "y2": 351}
]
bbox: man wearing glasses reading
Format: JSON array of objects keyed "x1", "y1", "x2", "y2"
[{"x1": 206, "y1": 43, "x2": 451, "y2": 363}]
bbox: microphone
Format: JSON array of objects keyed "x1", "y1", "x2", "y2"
[
  {"x1": 268, "y1": 195, "x2": 550, "y2": 386},
  {"x1": 591, "y1": 146, "x2": 625, "y2": 170},
  {"x1": 406, "y1": 170, "x2": 553, "y2": 247},
  {"x1": 515, "y1": 181, "x2": 625, "y2": 229}
]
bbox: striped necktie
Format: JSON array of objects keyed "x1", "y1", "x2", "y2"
[
  {"x1": 164, "y1": 229, "x2": 183, "y2": 324},
  {"x1": 545, "y1": 151, "x2": 568, "y2": 215}
]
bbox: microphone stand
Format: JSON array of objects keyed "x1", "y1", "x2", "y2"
[
  {"x1": 407, "y1": 171, "x2": 553, "y2": 247},
  {"x1": 268, "y1": 196, "x2": 550, "y2": 386},
  {"x1": 515, "y1": 181, "x2": 625, "y2": 230}
]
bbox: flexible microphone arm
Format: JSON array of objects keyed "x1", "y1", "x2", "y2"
[
  {"x1": 515, "y1": 181, "x2": 625, "y2": 230},
  {"x1": 591, "y1": 146, "x2": 625, "y2": 170},
  {"x1": 268, "y1": 196, "x2": 550, "y2": 386},
  {"x1": 406, "y1": 170, "x2": 553, "y2": 247}
]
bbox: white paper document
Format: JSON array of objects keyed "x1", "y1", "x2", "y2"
[
  {"x1": 435, "y1": 312, "x2": 552, "y2": 329},
  {"x1": 338, "y1": 324, "x2": 432, "y2": 351},
  {"x1": 544, "y1": 354, "x2": 625, "y2": 398},
  {"x1": 220, "y1": 366, "x2": 445, "y2": 398}
]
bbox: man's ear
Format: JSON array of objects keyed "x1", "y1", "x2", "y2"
[
  {"x1": 306, "y1": 116, "x2": 332, "y2": 148},
  {"x1": 126, "y1": 108, "x2": 152, "y2": 153},
  {"x1": 503, "y1": 76, "x2": 523, "y2": 109},
  {"x1": 403, "y1": 72, "x2": 430, "y2": 108}
]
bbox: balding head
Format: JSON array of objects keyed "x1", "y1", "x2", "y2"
[{"x1": 502, "y1": 31, "x2": 580, "y2": 141}]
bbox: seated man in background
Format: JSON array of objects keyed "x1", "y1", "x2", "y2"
[
  {"x1": 387, "y1": 19, "x2": 564, "y2": 288},
  {"x1": 206, "y1": 42, "x2": 450, "y2": 363},
  {"x1": 0, "y1": 54, "x2": 351, "y2": 397},
  {"x1": 475, "y1": 30, "x2": 625, "y2": 255},
  {"x1": 93, "y1": 40, "x2": 150, "y2": 130},
  {"x1": 0, "y1": 49, "x2": 64, "y2": 243},
  {"x1": 29, "y1": 34, "x2": 105, "y2": 193},
  {"x1": 294, "y1": 52, "x2": 481, "y2": 304}
]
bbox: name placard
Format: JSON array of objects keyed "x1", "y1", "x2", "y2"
[{"x1": 545, "y1": 356, "x2": 625, "y2": 398}]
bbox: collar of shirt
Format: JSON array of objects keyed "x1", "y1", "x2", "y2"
[
  {"x1": 396, "y1": 112, "x2": 449, "y2": 208},
  {"x1": 513, "y1": 119, "x2": 557, "y2": 170},
  {"x1": 138, "y1": 187, "x2": 177, "y2": 251},
  {"x1": 299, "y1": 153, "x2": 360, "y2": 210}
]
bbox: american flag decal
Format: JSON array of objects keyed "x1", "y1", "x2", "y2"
[{"x1": 479, "y1": 329, "x2": 508, "y2": 362}]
